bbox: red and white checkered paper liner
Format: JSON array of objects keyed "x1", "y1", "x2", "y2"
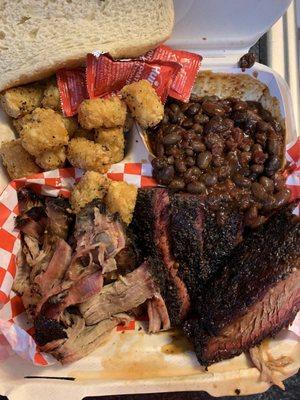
[{"x1": 0, "y1": 140, "x2": 299, "y2": 366}]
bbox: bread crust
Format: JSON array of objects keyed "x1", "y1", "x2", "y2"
[
  {"x1": 0, "y1": 36, "x2": 171, "y2": 92},
  {"x1": 1, "y1": 58, "x2": 84, "y2": 92}
]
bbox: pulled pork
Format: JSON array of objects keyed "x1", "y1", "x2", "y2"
[{"x1": 15, "y1": 189, "x2": 171, "y2": 363}]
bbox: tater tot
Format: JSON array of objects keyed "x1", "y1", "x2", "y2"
[
  {"x1": 20, "y1": 108, "x2": 69, "y2": 157},
  {"x1": 121, "y1": 80, "x2": 164, "y2": 128},
  {"x1": 78, "y1": 96, "x2": 127, "y2": 130},
  {"x1": 70, "y1": 171, "x2": 110, "y2": 213},
  {"x1": 42, "y1": 79, "x2": 61, "y2": 111},
  {"x1": 12, "y1": 114, "x2": 32, "y2": 135},
  {"x1": 0, "y1": 83, "x2": 44, "y2": 118},
  {"x1": 0, "y1": 139, "x2": 40, "y2": 179},
  {"x1": 35, "y1": 147, "x2": 66, "y2": 170},
  {"x1": 13, "y1": 113, "x2": 75, "y2": 138},
  {"x1": 72, "y1": 127, "x2": 95, "y2": 141},
  {"x1": 94, "y1": 127, "x2": 125, "y2": 164},
  {"x1": 67, "y1": 138, "x2": 111, "y2": 173},
  {"x1": 105, "y1": 181, "x2": 137, "y2": 224},
  {"x1": 62, "y1": 116, "x2": 78, "y2": 137}
]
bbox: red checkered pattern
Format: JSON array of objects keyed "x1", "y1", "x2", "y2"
[
  {"x1": 0, "y1": 141, "x2": 299, "y2": 366},
  {"x1": 107, "y1": 162, "x2": 156, "y2": 187}
]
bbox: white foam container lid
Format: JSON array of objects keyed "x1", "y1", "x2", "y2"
[{"x1": 0, "y1": 1, "x2": 299, "y2": 399}]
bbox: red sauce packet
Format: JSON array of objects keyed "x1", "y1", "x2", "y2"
[
  {"x1": 56, "y1": 67, "x2": 88, "y2": 117},
  {"x1": 140, "y1": 45, "x2": 202, "y2": 102},
  {"x1": 86, "y1": 53, "x2": 180, "y2": 102}
]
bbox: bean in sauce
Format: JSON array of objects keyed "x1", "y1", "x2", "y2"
[
  {"x1": 197, "y1": 151, "x2": 212, "y2": 169},
  {"x1": 148, "y1": 95, "x2": 287, "y2": 227}
]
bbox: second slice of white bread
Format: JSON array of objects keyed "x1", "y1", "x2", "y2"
[{"x1": 0, "y1": 0, "x2": 174, "y2": 91}]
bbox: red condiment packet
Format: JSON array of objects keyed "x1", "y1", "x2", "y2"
[
  {"x1": 128, "y1": 61, "x2": 181, "y2": 102},
  {"x1": 140, "y1": 45, "x2": 202, "y2": 102},
  {"x1": 56, "y1": 67, "x2": 88, "y2": 117},
  {"x1": 86, "y1": 53, "x2": 131, "y2": 98},
  {"x1": 86, "y1": 53, "x2": 180, "y2": 102}
]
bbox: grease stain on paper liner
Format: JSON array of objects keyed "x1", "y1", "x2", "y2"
[
  {"x1": 70, "y1": 329, "x2": 204, "y2": 381},
  {"x1": 73, "y1": 353, "x2": 203, "y2": 380},
  {"x1": 160, "y1": 330, "x2": 193, "y2": 355}
]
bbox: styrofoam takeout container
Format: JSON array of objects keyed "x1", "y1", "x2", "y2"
[{"x1": 0, "y1": 0, "x2": 299, "y2": 399}]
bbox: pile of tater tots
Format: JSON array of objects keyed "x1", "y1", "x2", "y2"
[{"x1": 0, "y1": 77, "x2": 164, "y2": 179}]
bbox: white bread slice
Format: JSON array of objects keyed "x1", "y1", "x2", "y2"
[{"x1": 0, "y1": 0, "x2": 174, "y2": 91}]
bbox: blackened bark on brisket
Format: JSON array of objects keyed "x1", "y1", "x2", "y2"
[
  {"x1": 169, "y1": 194, "x2": 205, "y2": 299},
  {"x1": 131, "y1": 188, "x2": 190, "y2": 321},
  {"x1": 147, "y1": 256, "x2": 186, "y2": 327},
  {"x1": 131, "y1": 188, "x2": 244, "y2": 319},
  {"x1": 202, "y1": 205, "x2": 244, "y2": 273},
  {"x1": 184, "y1": 205, "x2": 300, "y2": 365},
  {"x1": 169, "y1": 193, "x2": 244, "y2": 301},
  {"x1": 130, "y1": 188, "x2": 156, "y2": 256},
  {"x1": 131, "y1": 188, "x2": 175, "y2": 268}
]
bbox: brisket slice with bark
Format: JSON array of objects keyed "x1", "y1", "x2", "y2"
[
  {"x1": 131, "y1": 188, "x2": 244, "y2": 313},
  {"x1": 169, "y1": 193, "x2": 244, "y2": 302},
  {"x1": 130, "y1": 188, "x2": 190, "y2": 323},
  {"x1": 184, "y1": 205, "x2": 300, "y2": 365}
]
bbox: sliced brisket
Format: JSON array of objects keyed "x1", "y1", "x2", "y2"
[
  {"x1": 131, "y1": 188, "x2": 244, "y2": 316},
  {"x1": 169, "y1": 193, "x2": 244, "y2": 301},
  {"x1": 146, "y1": 255, "x2": 189, "y2": 327},
  {"x1": 131, "y1": 188, "x2": 190, "y2": 321},
  {"x1": 168, "y1": 193, "x2": 205, "y2": 298},
  {"x1": 184, "y1": 206, "x2": 300, "y2": 365}
]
